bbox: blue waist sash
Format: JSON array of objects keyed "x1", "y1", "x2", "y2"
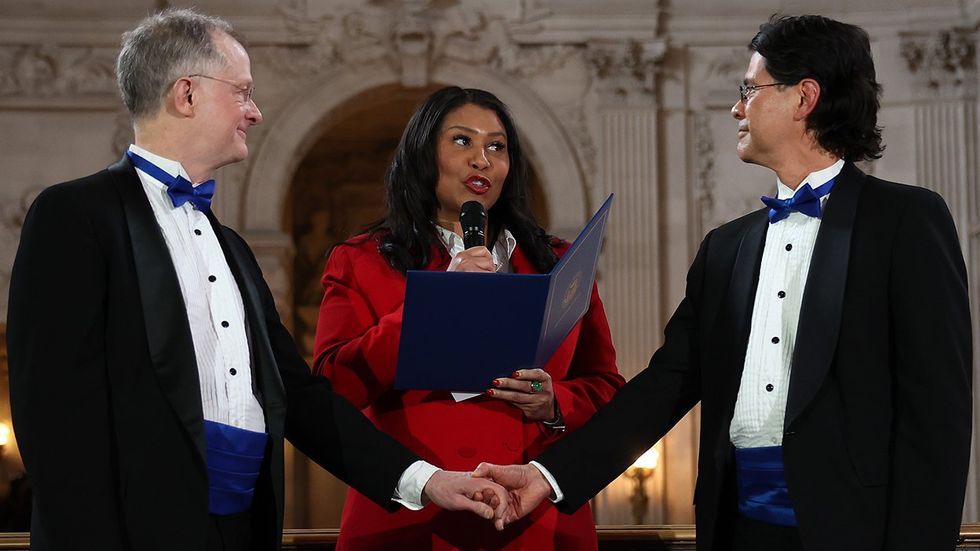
[
  {"x1": 204, "y1": 420, "x2": 268, "y2": 516},
  {"x1": 734, "y1": 445, "x2": 797, "y2": 527}
]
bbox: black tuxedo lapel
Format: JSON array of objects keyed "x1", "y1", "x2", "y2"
[
  {"x1": 727, "y1": 214, "x2": 768, "y2": 353},
  {"x1": 206, "y1": 215, "x2": 287, "y2": 440},
  {"x1": 715, "y1": 212, "x2": 768, "y2": 450},
  {"x1": 108, "y1": 155, "x2": 206, "y2": 465},
  {"x1": 785, "y1": 163, "x2": 863, "y2": 428}
]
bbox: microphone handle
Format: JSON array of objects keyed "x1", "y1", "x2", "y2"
[{"x1": 462, "y1": 228, "x2": 485, "y2": 250}]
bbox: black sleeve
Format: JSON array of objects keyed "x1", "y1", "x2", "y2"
[
  {"x1": 535, "y1": 231, "x2": 711, "y2": 512},
  {"x1": 7, "y1": 186, "x2": 128, "y2": 549},
  {"x1": 233, "y1": 232, "x2": 420, "y2": 511},
  {"x1": 883, "y1": 190, "x2": 972, "y2": 549}
]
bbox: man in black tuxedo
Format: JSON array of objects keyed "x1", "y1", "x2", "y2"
[
  {"x1": 7, "y1": 8, "x2": 509, "y2": 551},
  {"x1": 477, "y1": 14, "x2": 972, "y2": 551}
]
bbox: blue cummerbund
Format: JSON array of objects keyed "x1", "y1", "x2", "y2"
[
  {"x1": 204, "y1": 420, "x2": 268, "y2": 515},
  {"x1": 734, "y1": 445, "x2": 798, "y2": 527}
]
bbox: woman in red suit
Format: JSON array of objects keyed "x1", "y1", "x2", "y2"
[{"x1": 314, "y1": 86, "x2": 624, "y2": 550}]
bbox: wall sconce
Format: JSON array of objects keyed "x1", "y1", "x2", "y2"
[
  {"x1": 0, "y1": 422, "x2": 9, "y2": 448},
  {"x1": 625, "y1": 445, "x2": 660, "y2": 524}
]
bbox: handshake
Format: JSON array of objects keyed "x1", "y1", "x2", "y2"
[{"x1": 424, "y1": 462, "x2": 555, "y2": 530}]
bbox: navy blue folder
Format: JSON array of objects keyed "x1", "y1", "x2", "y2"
[{"x1": 394, "y1": 194, "x2": 614, "y2": 392}]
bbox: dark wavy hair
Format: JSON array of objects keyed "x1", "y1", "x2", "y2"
[
  {"x1": 364, "y1": 86, "x2": 559, "y2": 274},
  {"x1": 750, "y1": 14, "x2": 884, "y2": 161}
]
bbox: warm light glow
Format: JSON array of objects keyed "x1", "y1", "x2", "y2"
[
  {"x1": 632, "y1": 445, "x2": 660, "y2": 470},
  {"x1": 0, "y1": 423, "x2": 10, "y2": 447}
]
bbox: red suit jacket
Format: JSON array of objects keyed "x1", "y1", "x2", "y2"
[{"x1": 314, "y1": 235, "x2": 624, "y2": 550}]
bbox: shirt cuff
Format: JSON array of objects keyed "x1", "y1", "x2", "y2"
[
  {"x1": 392, "y1": 460, "x2": 440, "y2": 511},
  {"x1": 529, "y1": 460, "x2": 563, "y2": 503}
]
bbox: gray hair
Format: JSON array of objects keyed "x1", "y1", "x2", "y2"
[{"x1": 116, "y1": 8, "x2": 241, "y2": 121}]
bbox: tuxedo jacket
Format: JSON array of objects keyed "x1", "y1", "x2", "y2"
[
  {"x1": 313, "y1": 237, "x2": 624, "y2": 550},
  {"x1": 7, "y1": 156, "x2": 418, "y2": 551},
  {"x1": 536, "y1": 163, "x2": 972, "y2": 551}
]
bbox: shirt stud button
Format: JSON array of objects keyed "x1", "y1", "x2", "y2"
[
  {"x1": 777, "y1": 290, "x2": 786, "y2": 298},
  {"x1": 194, "y1": 229, "x2": 202, "y2": 236},
  {"x1": 208, "y1": 275, "x2": 216, "y2": 282},
  {"x1": 221, "y1": 321, "x2": 229, "y2": 328},
  {"x1": 766, "y1": 384, "x2": 774, "y2": 392},
  {"x1": 229, "y1": 368, "x2": 237, "y2": 376},
  {"x1": 771, "y1": 336, "x2": 780, "y2": 344},
  {"x1": 785, "y1": 243, "x2": 793, "y2": 251}
]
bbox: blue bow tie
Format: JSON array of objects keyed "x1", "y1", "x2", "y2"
[
  {"x1": 127, "y1": 151, "x2": 215, "y2": 213},
  {"x1": 760, "y1": 178, "x2": 836, "y2": 224}
]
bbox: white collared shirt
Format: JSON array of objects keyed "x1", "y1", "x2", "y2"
[
  {"x1": 129, "y1": 144, "x2": 266, "y2": 433},
  {"x1": 729, "y1": 158, "x2": 845, "y2": 448},
  {"x1": 434, "y1": 224, "x2": 517, "y2": 273}
]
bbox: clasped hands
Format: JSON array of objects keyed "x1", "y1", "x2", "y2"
[
  {"x1": 423, "y1": 462, "x2": 552, "y2": 531},
  {"x1": 430, "y1": 247, "x2": 558, "y2": 527}
]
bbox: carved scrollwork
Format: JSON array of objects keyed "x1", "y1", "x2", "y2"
[
  {"x1": 553, "y1": 103, "x2": 597, "y2": 181},
  {"x1": 0, "y1": 44, "x2": 117, "y2": 98},
  {"x1": 586, "y1": 40, "x2": 666, "y2": 107},
  {"x1": 260, "y1": 0, "x2": 585, "y2": 87},
  {"x1": 900, "y1": 28, "x2": 978, "y2": 98}
]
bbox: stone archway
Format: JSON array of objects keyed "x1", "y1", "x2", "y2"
[
  {"x1": 245, "y1": 63, "x2": 587, "y2": 236},
  {"x1": 240, "y1": 62, "x2": 592, "y2": 320}
]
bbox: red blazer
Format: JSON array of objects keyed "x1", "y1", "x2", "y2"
[{"x1": 314, "y1": 235, "x2": 624, "y2": 551}]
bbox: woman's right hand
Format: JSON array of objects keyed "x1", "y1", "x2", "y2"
[{"x1": 447, "y1": 247, "x2": 495, "y2": 272}]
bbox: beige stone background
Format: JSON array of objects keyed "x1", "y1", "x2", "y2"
[{"x1": 0, "y1": 0, "x2": 978, "y2": 529}]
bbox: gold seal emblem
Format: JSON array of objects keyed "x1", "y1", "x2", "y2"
[{"x1": 563, "y1": 271, "x2": 583, "y2": 309}]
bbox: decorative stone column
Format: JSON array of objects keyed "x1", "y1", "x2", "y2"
[
  {"x1": 586, "y1": 39, "x2": 667, "y2": 381},
  {"x1": 585, "y1": 38, "x2": 668, "y2": 524},
  {"x1": 900, "y1": 27, "x2": 980, "y2": 520}
]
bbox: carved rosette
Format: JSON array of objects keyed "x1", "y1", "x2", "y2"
[
  {"x1": 900, "y1": 28, "x2": 978, "y2": 99},
  {"x1": 586, "y1": 40, "x2": 666, "y2": 108}
]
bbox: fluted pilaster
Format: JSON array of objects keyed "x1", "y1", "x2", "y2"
[
  {"x1": 586, "y1": 38, "x2": 668, "y2": 524},
  {"x1": 587, "y1": 39, "x2": 666, "y2": 381}
]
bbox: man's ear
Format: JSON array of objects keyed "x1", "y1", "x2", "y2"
[
  {"x1": 794, "y1": 78, "x2": 821, "y2": 122},
  {"x1": 171, "y1": 77, "x2": 195, "y2": 117}
]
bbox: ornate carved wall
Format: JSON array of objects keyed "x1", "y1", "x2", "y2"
[{"x1": 1, "y1": 0, "x2": 978, "y2": 527}]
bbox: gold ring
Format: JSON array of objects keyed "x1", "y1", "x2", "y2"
[{"x1": 529, "y1": 381, "x2": 542, "y2": 393}]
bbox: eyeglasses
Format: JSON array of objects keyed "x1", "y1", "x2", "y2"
[
  {"x1": 738, "y1": 82, "x2": 789, "y2": 102},
  {"x1": 188, "y1": 74, "x2": 255, "y2": 104}
]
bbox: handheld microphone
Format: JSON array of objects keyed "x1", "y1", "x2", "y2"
[{"x1": 459, "y1": 201, "x2": 487, "y2": 250}]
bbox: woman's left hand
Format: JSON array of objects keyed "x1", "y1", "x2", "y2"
[{"x1": 486, "y1": 369, "x2": 556, "y2": 421}]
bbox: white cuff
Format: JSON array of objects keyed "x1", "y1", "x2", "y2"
[
  {"x1": 529, "y1": 460, "x2": 563, "y2": 503},
  {"x1": 392, "y1": 460, "x2": 440, "y2": 510}
]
